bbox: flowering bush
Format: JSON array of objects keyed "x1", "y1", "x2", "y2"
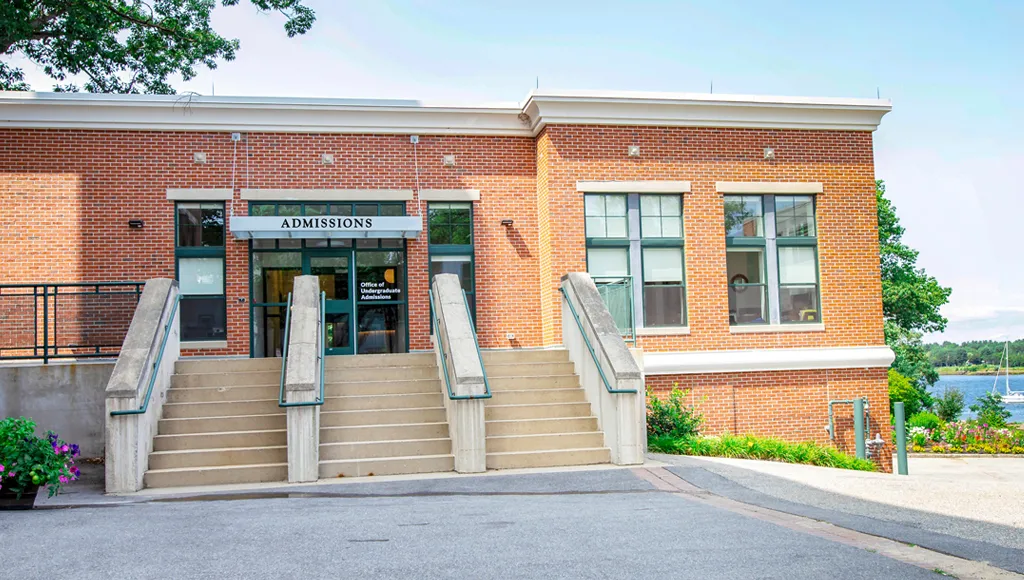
[
  {"x1": 0, "y1": 417, "x2": 80, "y2": 499},
  {"x1": 904, "y1": 419, "x2": 1024, "y2": 454}
]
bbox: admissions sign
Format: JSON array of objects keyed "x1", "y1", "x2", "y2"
[{"x1": 229, "y1": 215, "x2": 422, "y2": 239}]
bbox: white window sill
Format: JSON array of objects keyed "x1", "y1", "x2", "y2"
[
  {"x1": 730, "y1": 324, "x2": 824, "y2": 334},
  {"x1": 180, "y1": 340, "x2": 228, "y2": 350},
  {"x1": 637, "y1": 326, "x2": 690, "y2": 336}
]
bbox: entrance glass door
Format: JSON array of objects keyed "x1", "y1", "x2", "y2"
[{"x1": 306, "y1": 252, "x2": 354, "y2": 355}]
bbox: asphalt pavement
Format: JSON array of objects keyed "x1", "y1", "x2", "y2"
[{"x1": 0, "y1": 466, "x2": 980, "y2": 580}]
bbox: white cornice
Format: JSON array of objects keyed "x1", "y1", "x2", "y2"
[
  {"x1": 643, "y1": 346, "x2": 895, "y2": 375},
  {"x1": 0, "y1": 89, "x2": 891, "y2": 135}
]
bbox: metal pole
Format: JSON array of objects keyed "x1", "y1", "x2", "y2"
[
  {"x1": 853, "y1": 398, "x2": 866, "y2": 459},
  {"x1": 42, "y1": 285, "x2": 49, "y2": 364},
  {"x1": 894, "y1": 401, "x2": 908, "y2": 475}
]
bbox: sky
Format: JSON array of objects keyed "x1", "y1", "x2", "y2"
[{"x1": 9, "y1": 1, "x2": 1023, "y2": 344}]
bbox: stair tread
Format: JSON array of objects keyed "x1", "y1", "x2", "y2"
[
  {"x1": 319, "y1": 453, "x2": 454, "y2": 463},
  {"x1": 160, "y1": 412, "x2": 285, "y2": 421},
  {"x1": 491, "y1": 388, "x2": 584, "y2": 394},
  {"x1": 164, "y1": 398, "x2": 280, "y2": 404},
  {"x1": 321, "y1": 421, "x2": 448, "y2": 430},
  {"x1": 145, "y1": 462, "x2": 287, "y2": 474},
  {"x1": 321, "y1": 406, "x2": 445, "y2": 414},
  {"x1": 320, "y1": 437, "x2": 450, "y2": 446},
  {"x1": 150, "y1": 445, "x2": 287, "y2": 456},
  {"x1": 155, "y1": 429, "x2": 286, "y2": 438},
  {"x1": 486, "y1": 432, "x2": 601, "y2": 440},
  {"x1": 486, "y1": 402, "x2": 590, "y2": 408},
  {"x1": 486, "y1": 447, "x2": 610, "y2": 456}
]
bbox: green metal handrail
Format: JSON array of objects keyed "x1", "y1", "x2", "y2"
[
  {"x1": 110, "y1": 293, "x2": 181, "y2": 416},
  {"x1": 591, "y1": 275, "x2": 636, "y2": 345},
  {"x1": 429, "y1": 288, "x2": 492, "y2": 401},
  {"x1": 278, "y1": 291, "x2": 327, "y2": 408},
  {"x1": 559, "y1": 286, "x2": 637, "y2": 394}
]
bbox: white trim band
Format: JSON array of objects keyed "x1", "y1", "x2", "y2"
[
  {"x1": 240, "y1": 189, "x2": 414, "y2": 201},
  {"x1": 643, "y1": 346, "x2": 894, "y2": 375},
  {"x1": 418, "y1": 189, "x2": 481, "y2": 201},
  {"x1": 577, "y1": 181, "x2": 691, "y2": 193},
  {"x1": 637, "y1": 326, "x2": 691, "y2": 336},
  {"x1": 166, "y1": 188, "x2": 233, "y2": 201},
  {"x1": 716, "y1": 182, "x2": 824, "y2": 194},
  {"x1": 180, "y1": 340, "x2": 228, "y2": 350}
]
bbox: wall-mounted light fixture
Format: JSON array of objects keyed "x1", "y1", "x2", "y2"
[
  {"x1": 500, "y1": 219, "x2": 514, "y2": 227},
  {"x1": 628, "y1": 145, "x2": 640, "y2": 157},
  {"x1": 193, "y1": 152, "x2": 207, "y2": 164},
  {"x1": 442, "y1": 154, "x2": 456, "y2": 167},
  {"x1": 764, "y1": 147, "x2": 776, "y2": 160},
  {"x1": 128, "y1": 219, "x2": 144, "y2": 229},
  {"x1": 321, "y1": 153, "x2": 335, "y2": 165}
]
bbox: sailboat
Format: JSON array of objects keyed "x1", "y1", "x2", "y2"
[{"x1": 992, "y1": 341, "x2": 1024, "y2": 404}]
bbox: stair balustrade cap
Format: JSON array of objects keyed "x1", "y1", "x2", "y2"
[
  {"x1": 561, "y1": 273, "x2": 642, "y2": 381},
  {"x1": 284, "y1": 342, "x2": 318, "y2": 391}
]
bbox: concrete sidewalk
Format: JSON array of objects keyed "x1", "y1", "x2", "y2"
[{"x1": 654, "y1": 453, "x2": 1024, "y2": 574}]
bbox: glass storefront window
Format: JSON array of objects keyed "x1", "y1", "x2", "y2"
[
  {"x1": 429, "y1": 255, "x2": 472, "y2": 291},
  {"x1": 356, "y1": 251, "x2": 405, "y2": 302},
  {"x1": 178, "y1": 257, "x2": 224, "y2": 295},
  {"x1": 175, "y1": 202, "x2": 226, "y2": 342},
  {"x1": 356, "y1": 304, "x2": 407, "y2": 354},
  {"x1": 181, "y1": 297, "x2": 227, "y2": 342}
]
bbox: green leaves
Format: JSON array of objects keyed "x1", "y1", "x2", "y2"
[
  {"x1": 647, "y1": 387, "x2": 703, "y2": 439},
  {"x1": 1, "y1": 0, "x2": 316, "y2": 93},
  {"x1": 649, "y1": 433, "x2": 877, "y2": 472}
]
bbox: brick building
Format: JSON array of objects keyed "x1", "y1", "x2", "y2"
[{"x1": 0, "y1": 89, "x2": 894, "y2": 466}]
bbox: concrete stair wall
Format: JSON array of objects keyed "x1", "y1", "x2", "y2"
[
  {"x1": 482, "y1": 349, "x2": 612, "y2": 470},
  {"x1": 144, "y1": 358, "x2": 288, "y2": 489},
  {"x1": 319, "y1": 353, "x2": 454, "y2": 478}
]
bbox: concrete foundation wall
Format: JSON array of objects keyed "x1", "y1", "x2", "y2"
[{"x1": 0, "y1": 361, "x2": 115, "y2": 458}]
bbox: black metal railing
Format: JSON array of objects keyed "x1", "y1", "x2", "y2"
[{"x1": 0, "y1": 282, "x2": 145, "y2": 363}]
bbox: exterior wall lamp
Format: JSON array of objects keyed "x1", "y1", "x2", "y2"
[
  {"x1": 500, "y1": 219, "x2": 514, "y2": 227},
  {"x1": 128, "y1": 219, "x2": 144, "y2": 229}
]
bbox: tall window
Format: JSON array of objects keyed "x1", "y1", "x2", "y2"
[
  {"x1": 724, "y1": 194, "x2": 819, "y2": 325},
  {"x1": 585, "y1": 193, "x2": 687, "y2": 331},
  {"x1": 428, "y1": 202, "x2": 474, "y2": 317},
  {"x1": 175, "y1": 202, "x2": 227, "y2": 342}
]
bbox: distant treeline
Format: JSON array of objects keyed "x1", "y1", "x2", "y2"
[{"x1": 925, "y1": 339, "x2": 1024, "y2": 368}]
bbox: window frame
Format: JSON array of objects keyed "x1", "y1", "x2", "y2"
[
  {"x1": 584, "y1": 193, "x2": 688, "y2": 332},
  {"x1": 427, "y1": 202, "x2": 475, "y2": 322},
  {"x1": 174, "y1": 201, "x2": 227, "y2": 343},
  {"x1": 724, "y1": 194, "x2": 821, "y2": 326}
]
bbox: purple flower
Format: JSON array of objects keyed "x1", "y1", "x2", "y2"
[{"x1": 59, "y1": 476, "x2": 68, "y2": 484}]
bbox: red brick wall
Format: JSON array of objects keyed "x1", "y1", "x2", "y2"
[
  {"x1": 647, "y1": 368, "x2": 893, "y2": 472},
  {"x1": 535, "y1": 125, "x2": 884, "y2": 352},
  {"x1": 1, "y1": 129, "x2": 540, "y2": 355},
  {"x1": 1, "y1": 125, "x2": 886, "y2": 357}
]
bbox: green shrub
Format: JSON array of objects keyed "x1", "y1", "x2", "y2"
[
  {"x1": 933, "y1": 388, "x2": 966, "y2": 423},
  {"x1": 969, "y1": 392, "x2": 1011, "y2": 428},
  {"x1": 907, "y1": 411, "x2": 943, "y2": 431},
  {"x1": 649, "y1": 433, "x2": 875, "y2": 472},
  {"x1": 646, "y1": 387, "x2": 703, "y2": 439},
  {"x1": 888, "y1": 369, "x2": 923, "y2": 416}
]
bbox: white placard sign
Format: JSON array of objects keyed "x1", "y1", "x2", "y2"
[{"x1": 230, "y1": 215, "x2": 422, "y2": 239}]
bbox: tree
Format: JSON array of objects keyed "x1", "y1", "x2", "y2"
[
  {"x1": 933, "y1": 388, "x2": 965, "y2": 423},
  {"x1": 877, "y1": 180, "x2": 952, "y2": 335},
  {"x1": 888, "y1": 368, "x2": 924, "y2": 417},
  {"x1": 1, "y1": 1, "x2": 315, "y2": 94},
  {"x1": 969, "y1": 391, "x2": 1011, "y2": 428},
  {"x1": 877, "y1": 180, "x2": 950, "y2": 392}
]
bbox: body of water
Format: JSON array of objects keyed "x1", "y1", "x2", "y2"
[{"x1": 932, "y1": 374, "x2": 1024, "y2": 423}]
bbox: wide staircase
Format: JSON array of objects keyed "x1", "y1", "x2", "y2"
[
  {"x1": 143, "y1": 349, "x2": 609, "y2": 488},
  {"x1": 146, "y1": 357, "x2": 287, "y2": 488},
  {"x1": 319, "y1": 353, "x2": 454, "y2": 478},
  {"x1": 482, "y1": 349, "x2": 611, "y2": 469}
]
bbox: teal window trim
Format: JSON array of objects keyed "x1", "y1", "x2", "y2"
[
  {"x1": 639, "y1": 245, "x2": 687, "y2": 327},
  {"x1": 427, "y1": 202, "x2": 475, "y2": 324},
  {"x1": 584, "y1": 192, "x2": 688, "y2": 333},
  {"x1": 724, "y1": 194, "x2": 821, "y2": 325},
  {"x1": 247, "y1": 201, "x2": 406, "y2": 250},
  {"x1": 174, "y1": 201, "x2": 227, "y2": 342},
  {"x1": 726, "y1": 245, "x2": 770, "y2": 326},
  {"x1": 584, "y1": 193, "x2": 629, "y2": 240}
]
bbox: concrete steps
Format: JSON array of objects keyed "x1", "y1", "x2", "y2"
[
  {"x1": 317, "y1": 355, "x2": 454, "y2": 479},
  {"x1": 144, "y1": 357, "x2": 288, "y2": 489},
  {"x1": 481, "y1": 349, "x2": 611, "y2": 470}
]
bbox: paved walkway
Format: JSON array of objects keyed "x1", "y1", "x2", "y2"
[{"x1": 7, "y1": 460, "x2": 1024, "y2": 579}]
